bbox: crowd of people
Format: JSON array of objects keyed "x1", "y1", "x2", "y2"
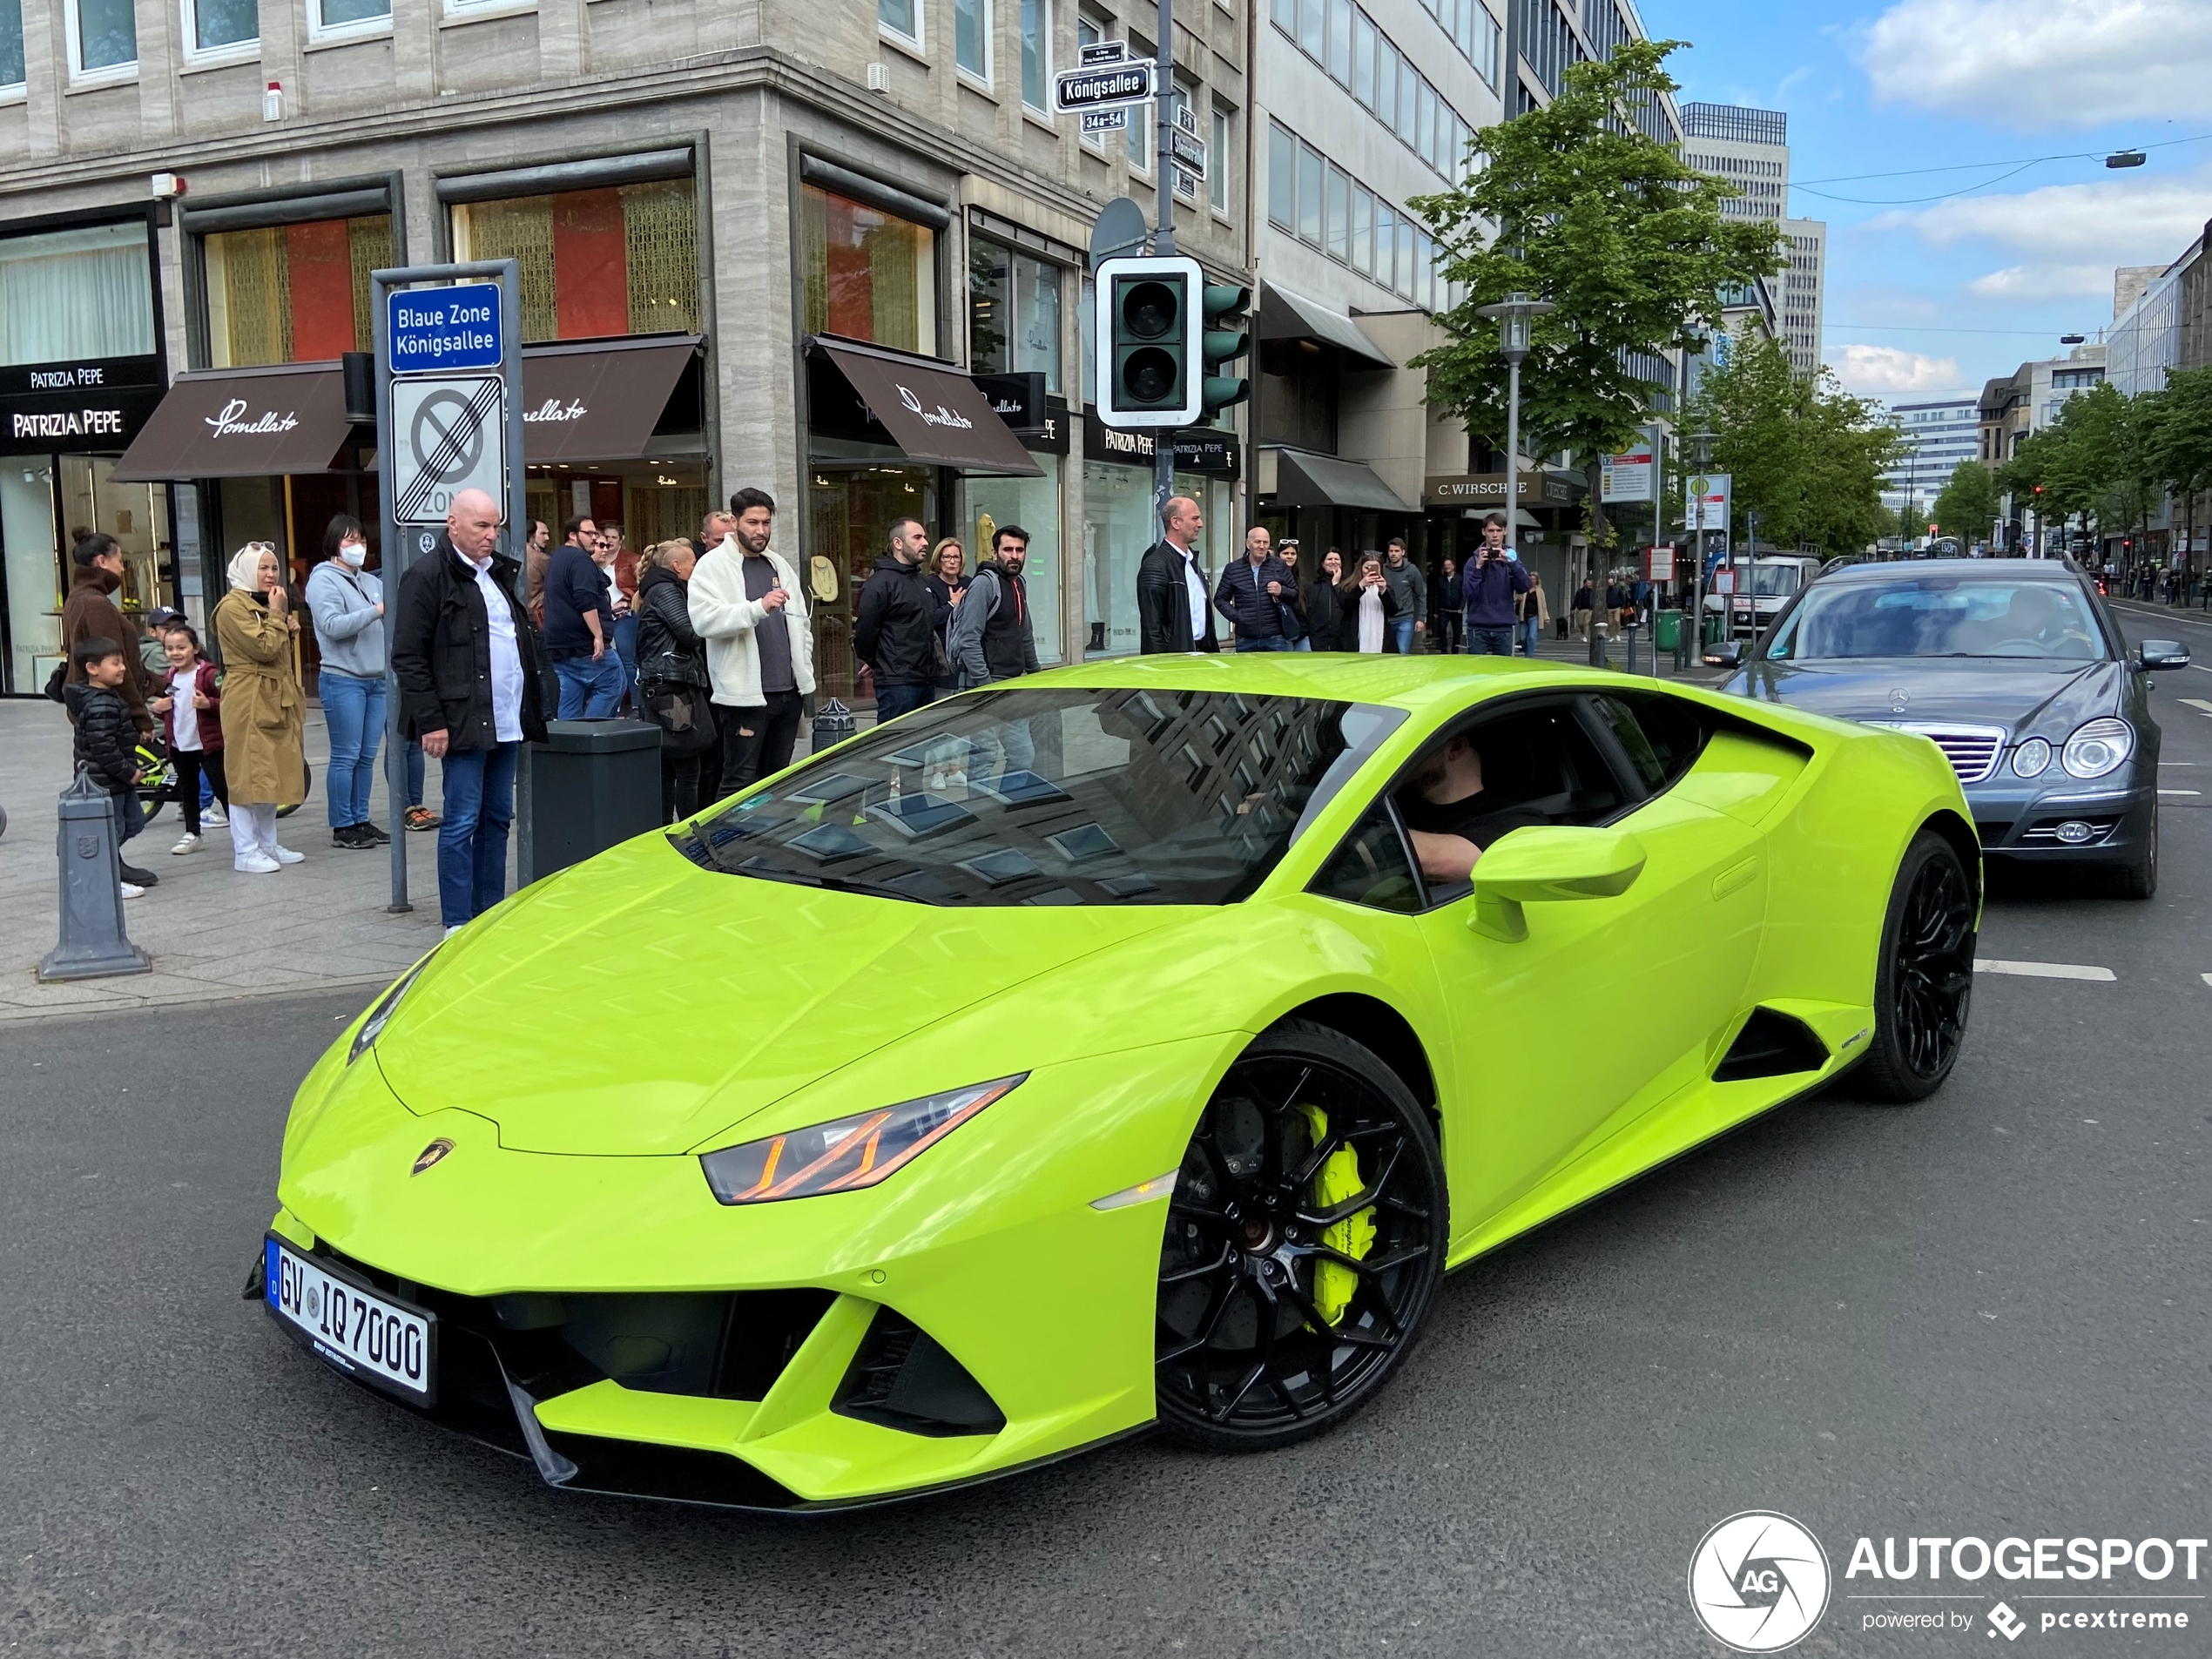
[{"x1": 54, "y1": 487, "x2": 1622, "y2": 925}]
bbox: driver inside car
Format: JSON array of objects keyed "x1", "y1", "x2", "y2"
[{"x1": 1396, "y1": 734, "x2": 1550, "y2": 886}]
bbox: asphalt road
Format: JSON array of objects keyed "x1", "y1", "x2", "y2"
[{"x1": 4, "y1": 666, "x2": 2209, "y2": 1658}]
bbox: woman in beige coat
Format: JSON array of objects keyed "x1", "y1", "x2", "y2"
[{"x1": 212, "y1": 543, "x2": 307, "y2": 873}]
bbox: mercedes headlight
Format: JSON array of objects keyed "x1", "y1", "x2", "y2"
[
  {"x1": 2010, "y1": 737, "x2": 2052, "y2": 778},
  {"x1": 347, "y1": 960, "x2": 429, "y2": 1065},
  {"x1": 700, "y1": 1076, "x2": 1026, "y2": 1204},
  {"x1": 2060, "y1": 718, "x2": 2133, "y2": 779}
]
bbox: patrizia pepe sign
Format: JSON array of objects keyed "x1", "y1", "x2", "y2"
[{"x1": 0, "y1": 354, "x2": 165, "y2": 447}]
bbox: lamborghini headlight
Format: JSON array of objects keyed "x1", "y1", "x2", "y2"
[
  {"x1": 2060, "y1": 718, "x2": 2133, "y2": 779},
  {"x1": 347, "y1": 959, "x2": 430, "y2": 1065},
  {"x1": 700, "y1": 1075, "x2": 1026, "y2": 1204}
]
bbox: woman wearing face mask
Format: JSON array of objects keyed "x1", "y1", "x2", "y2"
[
  {"x1": 212, "y1": 542, "x2": 308, "y2": 873},
  {"x1": 304, "y1": 515, "x2": 389, "y2": 850}
]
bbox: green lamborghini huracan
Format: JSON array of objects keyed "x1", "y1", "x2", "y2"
[{"x1": 260, "y1": 654, "x2": 1977, "y2": 1508}]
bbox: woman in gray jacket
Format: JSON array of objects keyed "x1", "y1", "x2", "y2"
[{"x1": 303, "y1": 515, "x2": 388, "y2": 849}]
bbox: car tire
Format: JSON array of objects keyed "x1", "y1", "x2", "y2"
[
  {"x1": 1855, "y1": 830, "x2": 1976, "y2": 1105},
  {"x1": 1154, "y1": 1019, "x2": 1447, "y2": 1453},
  {"x1": 2114, "y1": 801, "x2": 2156, "y2": 900}
]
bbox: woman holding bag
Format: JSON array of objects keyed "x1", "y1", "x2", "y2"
[
  {"x1": 212, "y1": 543, "x2": 308, "y2": 873},
  {"x1": 634, "y1": 539, "x2": 718, "y2": 821}
]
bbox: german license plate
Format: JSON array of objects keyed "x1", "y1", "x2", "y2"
[{"x1": 264, "y1": 1236, "x2": 435, "y2": 1406}]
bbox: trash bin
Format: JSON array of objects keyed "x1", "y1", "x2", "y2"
[
  {"x1": 523, "y1": 718, "x2": 662, "y2": 882},
  {"x1": 1703, "y1": 610, "x2": 1727, "y2": 645},
  {"x1": 1654, "y1": 610, "x2": 1683, "y2": 652}
]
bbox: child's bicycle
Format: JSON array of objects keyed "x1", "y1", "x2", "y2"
[{"x1": 134, "y1": 739, "x2": 313, "y2": 824}]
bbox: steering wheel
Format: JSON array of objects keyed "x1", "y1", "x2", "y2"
[{"x1": 1986, "y1": 637, "x2": 2044, "y2": 654}]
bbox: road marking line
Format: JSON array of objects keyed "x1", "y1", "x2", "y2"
[
  {"x1": 2182, "y1": 698, "x2": 2212, "y2": 714},
  {"x1": 2202, "y1": 974, "x2": 2212, "y2": 990},
  {"x1": 2159, "y1": 788, "x2": 2202, "y2": 796},
  {"x1": 1974, "y1": 959, "x2": 2116, "y2": 981}
]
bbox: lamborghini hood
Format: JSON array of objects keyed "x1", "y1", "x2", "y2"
[{"x1": 370, "y1": 838, "x2": 1175, "y2": 1157}]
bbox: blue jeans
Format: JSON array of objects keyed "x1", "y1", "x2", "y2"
[
  {"x1": 552, "y1": 652, "x2": 624, "y2": 718},
  {"x1": 406, "y1": 739, "x2": 426, "y2": 809},
  {"x1": 1234, "y1": 635, "x2": 1293, "y2": 651},
  {"x1": 1291, "y1": 635, "x2": 1312, "y2": 651},
  {"x1": 1469, "y1": 626, "x2": 1515, "y2": 657},
  {"x1": 874, "y1": 683, "x2": 938, "y2": 723},
  {"x1": 320, "y1": 670, "x2": 385, "y2": 827},
  {"x1": 435, "y1": 741, "x2": 518, "y2": 927},
  {"x1": 111, "y1": 786, "x2": 145, "y2": 856},
  {"x1": 610, "y1": 613, "x2": 638, "y2": 711},
  {"x1": 1390, "y1": 617, "x2": 1416, "y2": 655},
  {"x1": 1520, "y1": 617, "x2": 1542, "y2": 656}
]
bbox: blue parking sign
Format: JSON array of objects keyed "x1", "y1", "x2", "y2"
[{"x1": 387, "y1": 283, "x2": 503, "y2": 374}]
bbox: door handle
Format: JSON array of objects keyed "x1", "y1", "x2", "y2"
[{"x1": 1711, "y1": 856, "x2": 1758, "y2": 900}]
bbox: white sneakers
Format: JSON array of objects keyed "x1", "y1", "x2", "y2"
[
  {"x1": 172, "y1": 832, "x2": 199, "y2": 855},
  {"x1": 269, "y1": 845, "x2": 306, "y2": 865},
  {"x1": 444, "y1": 924, "x2": 465, "y2": 939},
  {"x1": 234, "y1": 852, "x2": 281, "y2": 875},
  {"x1": 203, "y1": 803, "x2": 227, "y2": 826},
  {"x1": 119, "y1": 880, "x2": 145, "y2": 900}
]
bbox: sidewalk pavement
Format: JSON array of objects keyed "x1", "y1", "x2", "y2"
[{"x1": 0, "y1": 699, "x2": 457, "y2": 1024}]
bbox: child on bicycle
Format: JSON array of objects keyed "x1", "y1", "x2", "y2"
[{"x1": 148, "y1": 622, "x2": 227, "y2": 856}]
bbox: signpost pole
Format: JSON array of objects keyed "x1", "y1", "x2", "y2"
[
  {"x1": 1152, "y1": 0, "x2": 1177, "y2": 529},
  {"x1": 374, "y1": 270, "x2": 408, "y2": 914},
  {"x1": 499, "y1": 258, "x2": 531, "y2": 888}
]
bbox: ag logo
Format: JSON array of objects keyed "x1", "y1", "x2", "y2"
[{"x1": 1688, "y1": 1512, "x2": 1831, "y2": 1652}]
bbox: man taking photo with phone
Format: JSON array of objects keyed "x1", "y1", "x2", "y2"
[{"x1": 1460, "y1": 512, "x2": 1533, "y2": 658}]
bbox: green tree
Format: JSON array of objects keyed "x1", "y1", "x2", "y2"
[
  {"x1": 1682, "y1": 327, "x2": 1902, "y2": 554},
  {"x1": 2145, "y1": 365, "x2": 2212, "y2": 567},
  {"x1": 1412, "y1": 38, "x2": 1780, "y2": 660},
  {"x1": 1930, "y1": 460, "x2": 2000, "y2": 546}
]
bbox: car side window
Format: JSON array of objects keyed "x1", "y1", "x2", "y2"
[
  {"x1": 1590, "y1": 692, "x2": 1710, "y2": 796},
  {"x1": 1310, "y1": 805, "x2": 1424, "y2": 914}
]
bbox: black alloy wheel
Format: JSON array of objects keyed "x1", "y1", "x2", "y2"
[
  {"x1": 1155, "y1": 1020, "x2": 1446, "y2": 1451},
  {"x1": 1856, "y1": 831, "x2": 1976, "y2": 1103}
]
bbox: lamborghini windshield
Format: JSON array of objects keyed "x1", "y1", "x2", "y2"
[
  {"x1": 673, "y1": 687, "x2": 1406, "y2": 906},
  {"x1": 1765, "y1": 577, "x2": 2108, "y2": 662}
]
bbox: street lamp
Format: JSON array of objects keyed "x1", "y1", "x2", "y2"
[{"x1": 1474, "y1": 293, "x2": 1558, "y2": 652}]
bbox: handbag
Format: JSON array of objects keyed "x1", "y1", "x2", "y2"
[{"x1": 640, "y1": 678, "x2": 718, "y2": 757}]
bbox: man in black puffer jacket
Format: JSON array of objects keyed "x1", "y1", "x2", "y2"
[{"x1": 853, "y1": 516, "x2": 941, "y2": 724}]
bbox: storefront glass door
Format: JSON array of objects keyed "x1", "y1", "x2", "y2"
[
  {"x1": 807, "y1": 463, "x2": 939, "y2": 701},
  {"x1": 2, "y1": 462, "x2": 59, "y2": 692}
]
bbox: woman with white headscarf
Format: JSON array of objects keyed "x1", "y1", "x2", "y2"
[{"x1": 212, "y1": 542, "x2": 308, "y2": 873}]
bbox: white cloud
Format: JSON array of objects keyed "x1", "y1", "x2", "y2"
[
  {"x1": 1966, "y1": 263, "x2": 2120, "y2": 299},
  {"x1": 1873, "y1": 170, "x2": 2211, "y2": 258},
  {"x1": 1859, "y1": 0, "x2": 2212, "y2": 130},
  {"x1": 1830, "y1": 344, "x2": 1967, "y2": 395}
]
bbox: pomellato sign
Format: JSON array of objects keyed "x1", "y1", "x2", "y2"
[
  {"x1": 203, "y1": 397, "x2": 301, "y2": 438},
  {"x1": 522, "y1": 398, "x2": 589, "y2": 424}
]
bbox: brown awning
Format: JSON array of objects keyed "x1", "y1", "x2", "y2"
[
  {"x1": 520, "y1": 336, "x2": 698, "y2": 462},
  {"x1": 111, "y1": 363, "x2": 353, "y2": 481},
  {"x1": 812, "y1": 339, "x2": 1042, "y2": 476}
]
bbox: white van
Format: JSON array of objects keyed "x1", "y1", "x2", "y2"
[{"x1": 1704, "y1": 556, "x2": 1821, "y2": 636}]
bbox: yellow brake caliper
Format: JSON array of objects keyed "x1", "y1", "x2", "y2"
[{"x1": 1294, "y1": 1103, "x2": 1376, "y2": 1327}]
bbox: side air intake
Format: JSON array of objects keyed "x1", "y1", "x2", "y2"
[
  {"x1": 1712, "y1": 1008, "x2": 1830, "y2": 1083},
  {"x1": 833, "y1": 1308, "x2": 1006, "y2": 1438}
]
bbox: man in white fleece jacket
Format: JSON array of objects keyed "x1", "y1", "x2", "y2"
[{"x1": 686, "y1": 487, "x2": 815, "y2": 799}]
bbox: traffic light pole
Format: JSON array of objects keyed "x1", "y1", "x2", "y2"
[{"x1": 1151, "y1": 0, "x2": 1177, "y2": 526}]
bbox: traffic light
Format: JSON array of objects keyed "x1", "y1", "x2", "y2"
[
  {"x1": 1094, "y1": 253, "x2": 1202, "y2": 427},
  {"x1": 1200, "y1": 283, "x2": 1252, "y2": 422}
]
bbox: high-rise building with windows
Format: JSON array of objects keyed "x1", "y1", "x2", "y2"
[
  {"x1": 1880, "y1": 398, "x2": 1980, "y2": 518},
  {"x1": 1680, "y1": 102, "x2": 1825, "y2": 379}
]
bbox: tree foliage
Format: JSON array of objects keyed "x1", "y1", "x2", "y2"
[
  {"x1": 1411, "y1": 37, "x2": 1781, "y2": 619},
  {"x1": 1682, "y1": 327, "x2": 1903, "y2": 554},
  {"x1": 1930, "y1": 460, "x2": 2000, "y2": 543}
]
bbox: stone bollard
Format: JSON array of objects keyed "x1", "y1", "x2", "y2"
[{"x1": 38, "y1": 765, "x2": 152, "y2": 983}]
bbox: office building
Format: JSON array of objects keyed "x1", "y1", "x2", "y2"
[{"x1": 1680, "y1": 102, "x2": 1824, "y2": 379}]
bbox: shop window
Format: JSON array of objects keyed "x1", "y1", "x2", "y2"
[
  {"x1": 1083, "y1": 467, "x2": 1222, "y2": 658},
  {"x1": 800, "y1": 184, "x2": 937, "y2": 357},
  {"x1": 185, "y1": 0, "x2": 257, "y2": 57},
  {"x1": 451, "y1": 177, "x2": 700, "y2": 345},
  {"x1": 66, "y1": 0, "x2": 134, "y2": 77},
  {"x1": 203, "y1": 214, "x2": 394, "y2": 368},
  {"x1": 2, "y1": 0, "x2": 27, "y2": 89},
  {"x1": 307, "y1": 0, "x2": 390, "y2": 40},
  {"x1": 969, "y1": 238, "x2": 1062, "y2": 392},
  {"x1": 0, "y1": 222, "x2": 155, "y2": 365},
  {"x1": 1266, "y1": 122, "x2": 1295, "y2": 232}
]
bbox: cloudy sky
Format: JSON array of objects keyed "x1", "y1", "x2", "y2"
[{"x1": 1660, "y1": 0, "x2": 2212, "y2": 404}]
